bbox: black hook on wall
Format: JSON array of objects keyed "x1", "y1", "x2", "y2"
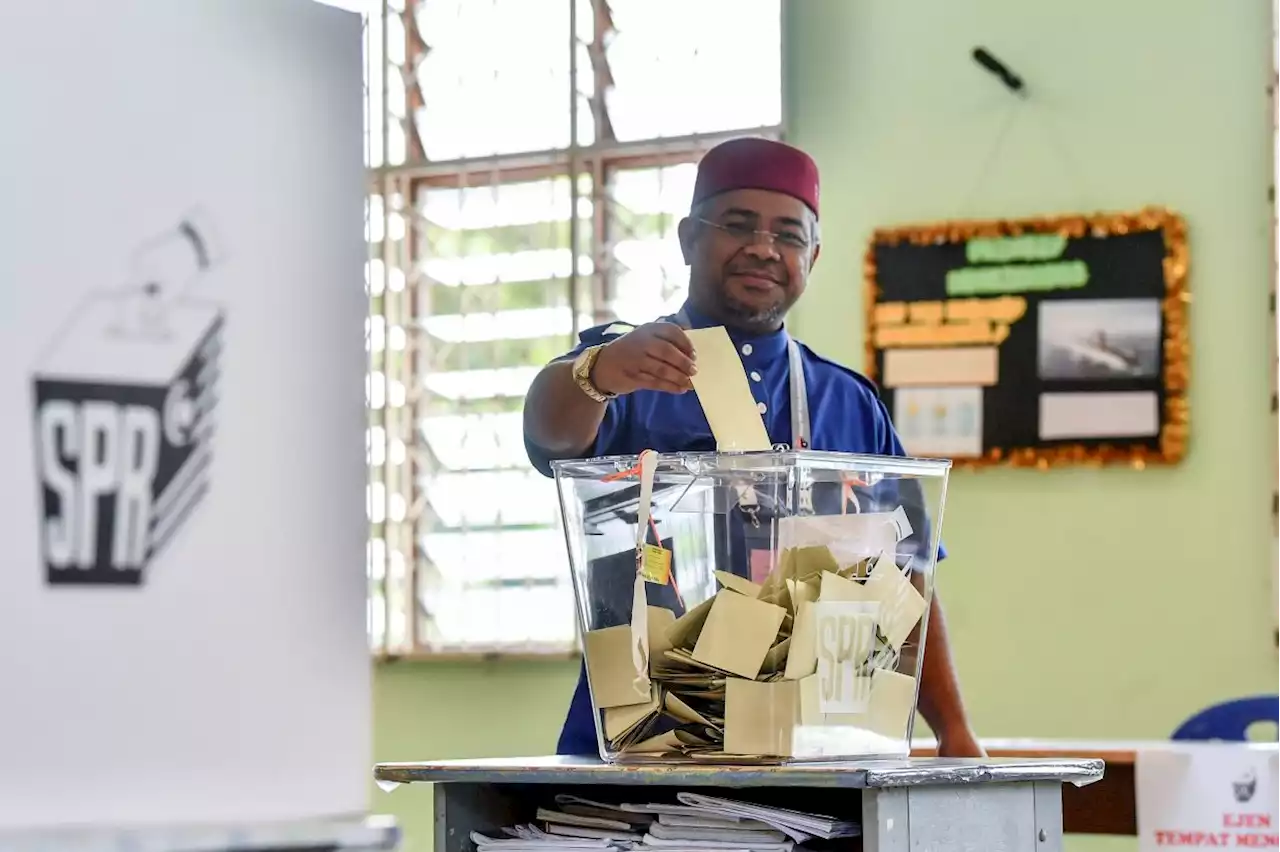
[{"x1": 972, "y1": 47, "x2": 1026, "y2": 97}]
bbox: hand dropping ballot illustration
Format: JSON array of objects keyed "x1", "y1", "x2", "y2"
[{"x1": 33, "y1": 210, "x2": 226, "y2": 586}]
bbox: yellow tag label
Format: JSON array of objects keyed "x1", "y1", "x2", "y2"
[{"x1": 640, "y1": 544, "x2": 671, "y2": 585}]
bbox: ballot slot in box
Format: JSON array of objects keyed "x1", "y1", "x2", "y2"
[{"x1": 553, "y1": 449, "x2": 951, "y2": 764}]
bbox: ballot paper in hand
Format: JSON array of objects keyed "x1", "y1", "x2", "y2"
[{"x1": 684, "y1": 327, "x2": 772, "y2": 451}]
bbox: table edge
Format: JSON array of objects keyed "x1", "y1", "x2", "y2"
[{"x1": 373, "y1": 756, "x2": 1105, "y2": 789}]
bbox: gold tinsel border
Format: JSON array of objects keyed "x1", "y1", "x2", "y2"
[{"x1": 862, "y1": 206, "x2": 1190, "y2": 471}]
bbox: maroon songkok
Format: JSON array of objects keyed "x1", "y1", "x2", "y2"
[{"x1": 691, "y1": 137, "x2": 820, "y2": 217}]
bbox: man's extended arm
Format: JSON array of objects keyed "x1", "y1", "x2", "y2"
[
  {"x1": 523, "y1": 323, "x2": 697, "y2": 463},
  {"x1": 524, "y1": 361, "x2": 609, "y2": 458},
  {"x1": 912, "y1": 575, "x2": 985, "y2": 758}
]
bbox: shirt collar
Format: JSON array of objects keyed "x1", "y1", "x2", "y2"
[{"x1": 676, "y1": 301, "x2": 791, "y2": 360}]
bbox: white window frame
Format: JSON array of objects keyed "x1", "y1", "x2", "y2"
[{"x1": 365, "y1": 0, "x2": 785, "y2": 658}]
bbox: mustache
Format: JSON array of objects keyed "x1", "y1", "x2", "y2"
[{"x1": 726, "y1": 265, "x2": 786, "y2": 284}]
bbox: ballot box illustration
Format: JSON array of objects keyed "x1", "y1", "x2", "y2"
[
  {"x1": 33, "y1": 212, "x2": 225, "y2": 587},
  {"x1": 553, "y1": 449, "x2": 950, "y2": 764}
]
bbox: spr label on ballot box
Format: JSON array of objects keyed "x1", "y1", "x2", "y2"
[{"x1": 33, "y1": 213, "x2": 225, "y2": 587}]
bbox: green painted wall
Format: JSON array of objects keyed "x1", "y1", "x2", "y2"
[
  {"x1": 374, "y1": 659, "x2": 581, "y2": 851},
  {"x1": 372, "y1": 3, "x2": 1278, "y2": 851}
]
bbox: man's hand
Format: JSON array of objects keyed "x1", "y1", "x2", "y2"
[
  {"x1": 937, "y1": 727, "x2": 987, "y2": 759},
  {"x1": 593, "y1": 322, "x2": 697, "y2": 396}
]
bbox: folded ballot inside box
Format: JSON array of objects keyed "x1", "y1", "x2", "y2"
[{"x1": 552, "y1": 449, "x2": 950, "y2": 764}]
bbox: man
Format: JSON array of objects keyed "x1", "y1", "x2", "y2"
[{"x1": 523, "y1": 137, "x2": 983, "y2": 759}]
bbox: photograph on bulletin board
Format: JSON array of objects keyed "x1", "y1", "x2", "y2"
[{"x1": 863, "y1": 207, "x2": 1189, "y2": 468}]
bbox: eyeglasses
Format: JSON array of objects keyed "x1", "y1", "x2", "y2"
[{"x1": 695, "y1": 217, "x2": 812, "y2": 252}]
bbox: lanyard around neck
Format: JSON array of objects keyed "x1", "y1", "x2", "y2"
[{"x1": 673, "y1": 309, "x2": 810, "y2": 450}]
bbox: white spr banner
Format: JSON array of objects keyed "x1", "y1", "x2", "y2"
[
  {"x1": 0, "y1": 0, "x2": 369, "y2": 829},
  {"x1": 1137, "y1": 745, "x2": 1279, "y2": 850}
]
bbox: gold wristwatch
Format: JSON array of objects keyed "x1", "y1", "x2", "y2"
[{"x1": 571, "y1": 344, "x2": 616, "y2": 403}]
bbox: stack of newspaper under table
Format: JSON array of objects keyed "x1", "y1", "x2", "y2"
[{"x1": 470, "y1": 791, "x2": 860, "y2": 852}]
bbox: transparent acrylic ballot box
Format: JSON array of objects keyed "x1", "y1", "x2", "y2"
[{"x1": 552, "y1": 450, "x2": 951, "y2": 765}]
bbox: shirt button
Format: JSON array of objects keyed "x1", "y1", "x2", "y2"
[
  {"x1": 750, "y1": 371, "x2": 762, "y2": 382},
  {"x1": 757, "y1": 401, "x2": 768, "y2": 414},
  {"x1": 741, "y1": 343, "x2": 753, "y2": 356}
]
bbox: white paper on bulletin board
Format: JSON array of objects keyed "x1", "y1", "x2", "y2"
[
  {"x1": 1137, "y1": 745, "x2": 1279, "y2": 851},
  {"x1": 0, "y1": 0, "x2": 369, "y2": 829}
]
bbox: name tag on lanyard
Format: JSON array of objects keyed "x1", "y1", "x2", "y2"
[{"x1": 787, "y1": 338, "x2": 815, "y2": 515}]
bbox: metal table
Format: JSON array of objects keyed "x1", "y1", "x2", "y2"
[{"x1": 375, "y1": 755, "x2": 1104, "y2": 852}]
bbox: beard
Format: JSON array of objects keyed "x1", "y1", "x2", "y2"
[{"x1": 718, "y1": 285, "x2": 791, "y2": 330}]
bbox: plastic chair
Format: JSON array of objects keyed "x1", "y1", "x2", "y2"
[{"x1": 1171, "y1": 695, "x2": 1280, "y2": 742}]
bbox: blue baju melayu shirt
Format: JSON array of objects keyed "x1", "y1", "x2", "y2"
[{"x1": 524, "y1": 303, "x2": 939, "y2": 757}]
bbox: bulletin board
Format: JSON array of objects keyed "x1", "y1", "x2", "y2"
[{"x1": 863, "y1": 207, "x2": 1189, "y2": 468}]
